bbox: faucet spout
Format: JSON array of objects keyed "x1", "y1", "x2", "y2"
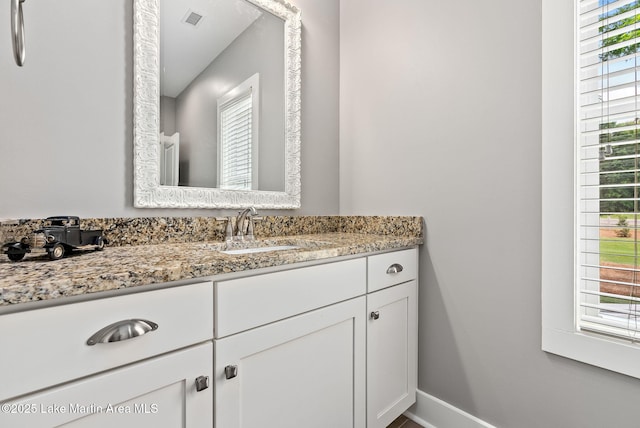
[{"x1": 235, "y1": 207, "x2": 258, "y2": 241}]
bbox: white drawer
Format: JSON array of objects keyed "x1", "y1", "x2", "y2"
[
  {"x1": 0, "y1": 282, "x2": 213, "y2": 401},
  {"x1": 0, "y1": 342, "x2": 213, "y2": 428},
  {"x1": 215, "y1": 258, "x2": 366, "y2": 338},
  {"x1": 367, "y1": 248, "x2": 418, "y2": 292}
]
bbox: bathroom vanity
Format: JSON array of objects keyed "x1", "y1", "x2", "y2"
[
  {"x1": 0, "y1": 226, "x2": 420, "y2": 428},
  {"x1": 214, "y1": 248, "x2": 417, "y2": 428}
]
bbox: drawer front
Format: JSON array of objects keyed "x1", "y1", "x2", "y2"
[
  {"x1": 0, "y1": 342, "x2": 213, "y2": 428},
  {"x1": 215, "y1": 258, "x2": 366, "y2": 338},
  {"x1": 0, "y1": 282, "x2": 213, "y2": 401},
  {"x1": 367, "y1": 248, "x2": 417, "y2": 292}
]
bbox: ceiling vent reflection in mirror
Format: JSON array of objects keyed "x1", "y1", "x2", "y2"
[
  {"x1": 133, "y1": 0, "x2": 301, "y2": 209},
  {"x1": 183, "y1": 10, "x2": 203, "y2": 27}
]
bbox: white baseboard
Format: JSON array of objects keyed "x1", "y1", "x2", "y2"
[{"x1": 404, "y1": 389, "x2": 495, "y2": 428}]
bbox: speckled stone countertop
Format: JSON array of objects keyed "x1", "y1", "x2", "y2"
[{"x1": 0, "y1": 216, "x2": 423, "y2": 309}]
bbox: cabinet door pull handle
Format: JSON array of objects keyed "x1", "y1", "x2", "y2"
[
  {"x1": 225, "y1": 365, "x2": 238, "y2": 379},
  {"x1": 86, "y1": 319, "x2": 159, "y2": 346},
  {"x1": 386, "y1": 263, "x2": 404, "y2": 274},
  {"x1": 11, "y1": 0, "x2": 26, "y2": 66},
  {"x1": 195, "y1": 375, "x2": 210, "y2": 392},
  {"x1": 370, "y1": 311, "x2": 380, "y2": 320}
]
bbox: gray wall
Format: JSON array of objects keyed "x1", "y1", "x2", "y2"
[
  {"x1": 175, "y1": 12, "x2": 285, "y2": 190},
  {"x1": 340, "y1": 1, "x2": 640, "y2": 427},
  {"x1": 0, "y1": 0, "x2": 339, "y2": 218},
  {"x1": 160, "y1": 96, "x2": 177, "y2": 135}
]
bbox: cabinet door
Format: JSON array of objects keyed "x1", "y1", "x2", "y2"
[
  {"x1": 0, "y1": 342, "x2": 213, "y2": 428},
  {"x1": 367, "y1": 280, "x2": 417, "y2": 428},
  {"x1": 215, "y1": 297, "x2": 366, "y2": 428}
]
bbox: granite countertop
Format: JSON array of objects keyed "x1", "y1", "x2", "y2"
[{"x1": 0, "y1": 232, "x2": 422, "y2": 308}]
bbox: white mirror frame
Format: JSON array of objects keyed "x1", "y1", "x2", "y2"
[{"x1": 133, "y1": 0, "x2": 301, "y2": 209}]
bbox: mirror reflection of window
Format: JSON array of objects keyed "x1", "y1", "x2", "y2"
[{"x1": 217, "y1": 73, "x2": 260, "y2": 190}]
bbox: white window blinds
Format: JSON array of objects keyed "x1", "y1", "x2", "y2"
[
  {"x1": 219, "y1": 92, "x2": 253, "y2": 190},
  {"x1": 579, "y1": 0, "x2": 640, "y2": 340}
]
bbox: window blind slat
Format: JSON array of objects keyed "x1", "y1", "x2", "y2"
[
  {"x1": 581, "y1": 319, "x2": 640, "y2": 339},
  {"x1": 582, "y1": 289, "x2": 640, "y2": 302},
  {"x1": 581, "y1": 0, "x2": 640, "y2": 18},
  {"x1": 581, "y1": 302, "x2": 640, "y2": 317},
  {"x1": 582, "y1": 275, "x2": 640, "y2": 288}
]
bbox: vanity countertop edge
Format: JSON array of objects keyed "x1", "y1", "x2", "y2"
[{"x1": 0, "y1": 232, "x2": 423, "y2": 311}]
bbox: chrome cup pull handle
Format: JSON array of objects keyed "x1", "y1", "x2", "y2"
[
  {"x1": 386, "y1": 263, "x2": 404, "y2": 274},
  {"x1": 11, "y1": 0, "x2": 26, "y2": 66},
  {"x1": 195, "y1": 375, "x2": 210, "y2": 392},
  {"x1": 86, "y1": 319, "x2": 159, "y2": 346},
  {"x1": 225, "y1": 365, "x2": 238, "y2": 380}
]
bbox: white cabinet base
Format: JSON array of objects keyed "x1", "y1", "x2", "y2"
[
  {"x1": 215, "y1": 297, "x2": 367, "y2": 428},
  {"x1": 3, "y1": 248, "x2": 419, "y2": 428},
  {"x1": 367, "y1": 280, "x2": 418, "y2": 428}
]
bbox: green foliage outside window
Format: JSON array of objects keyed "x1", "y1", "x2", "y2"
[
  {"x1": 599, "y1": 1, "x2": 640, "y2": 61},
  {"x1": 598, "y1": 3, "x2": 640, "y2": 213}
]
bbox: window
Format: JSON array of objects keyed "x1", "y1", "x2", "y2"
[
  {"x1": 542, "y1": 0, "x2": 640, "y2": 378},
  {"x1": 578, "y1": 0, "x2": 640, "y2": 340},
  {"x1": 217, "y1": 74, "x2": 260, "y2": 190}
]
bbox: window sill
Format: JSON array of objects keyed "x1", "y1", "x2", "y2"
[{"x1": 543, "y1": 327, "x2": 640, "y2": 379}]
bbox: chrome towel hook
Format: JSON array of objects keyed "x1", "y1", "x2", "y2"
[{"x1": 11, "y1": 0, "x2": 26, "y2": 66}]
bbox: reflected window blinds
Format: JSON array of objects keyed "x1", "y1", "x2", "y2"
[{"x1": 219, "y1": 92, "x2": 253, "y2": 190}]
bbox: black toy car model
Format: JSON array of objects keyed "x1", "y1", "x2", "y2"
[{"x1": 2, "y1": 216, "x2": 107, "y2": 261}]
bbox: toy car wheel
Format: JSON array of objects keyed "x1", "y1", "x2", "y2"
[
  {"x1": 95, "y1": 237, "x2": 105, "y2": 251},
  {"x1": 7, "y1": 253, "x2": 25, "y2": 262},
  {"x1": 49, "y1": 243, "x2": 65, "y2": 260}
]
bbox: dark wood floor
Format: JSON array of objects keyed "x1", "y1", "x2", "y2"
[{"x1": 387, "y1": 415, "x2": 424, "y2": 428}]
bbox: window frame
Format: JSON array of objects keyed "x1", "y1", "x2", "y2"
[{"x1": 542, "y1": 0, "x2": 640, "y2": 379}]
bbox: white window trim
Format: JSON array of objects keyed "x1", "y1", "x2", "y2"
[
  {"x1": 217, "y1": 73, "x2": 260, "y2": 190},
  {"x1": 542, "y1": 0, "x2": 640, "y2": 379}
]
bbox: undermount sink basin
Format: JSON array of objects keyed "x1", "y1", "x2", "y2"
[
  {"x1": 199, "y1": 237, "x2": 331, "y2": 256},
  {"x1": 219, "y1": 245, "x2": 300, "y2": 255}
]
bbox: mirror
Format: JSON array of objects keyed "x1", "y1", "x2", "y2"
[{"x1": 133, "y1": 0, "x2": 301, "y2": 209}]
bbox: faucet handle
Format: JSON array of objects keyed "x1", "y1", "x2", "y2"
[
  {"x1": 246, "y1": 216, "x2": 255, "y2": 241},
  {"x1": 225, "y1": 217, "x2": 234, "y2": 242}
]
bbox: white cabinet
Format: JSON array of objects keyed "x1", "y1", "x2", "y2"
[
  {"x1": 1, "y1": 247, "x2": 418, "y2": 428},
  {"x1": 214, "y1": 248, "x2": 418, "y2": 428},
  {"x1": 0, "y1": 282, "x2": 214, "y2": 428},
  {"x1": 366, "y1": 250, "x2": 418, "y2": 428},
  {"x1": 366, "y1": 280, "x2": 418, "y2": 428},
  {"x1": 0, "y1": 343, "x2": 213, "y2": 428},
  {"x1": 214, "y1": 258, "x2": 368, "y2": 428},
  {"x1": 215, "y1": 297, "x2": 366, "y2": 428}
]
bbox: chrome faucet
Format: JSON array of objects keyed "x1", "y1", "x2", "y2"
[{"x1": 234, "y1": 207, "x2": 258, "y2": 241}]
